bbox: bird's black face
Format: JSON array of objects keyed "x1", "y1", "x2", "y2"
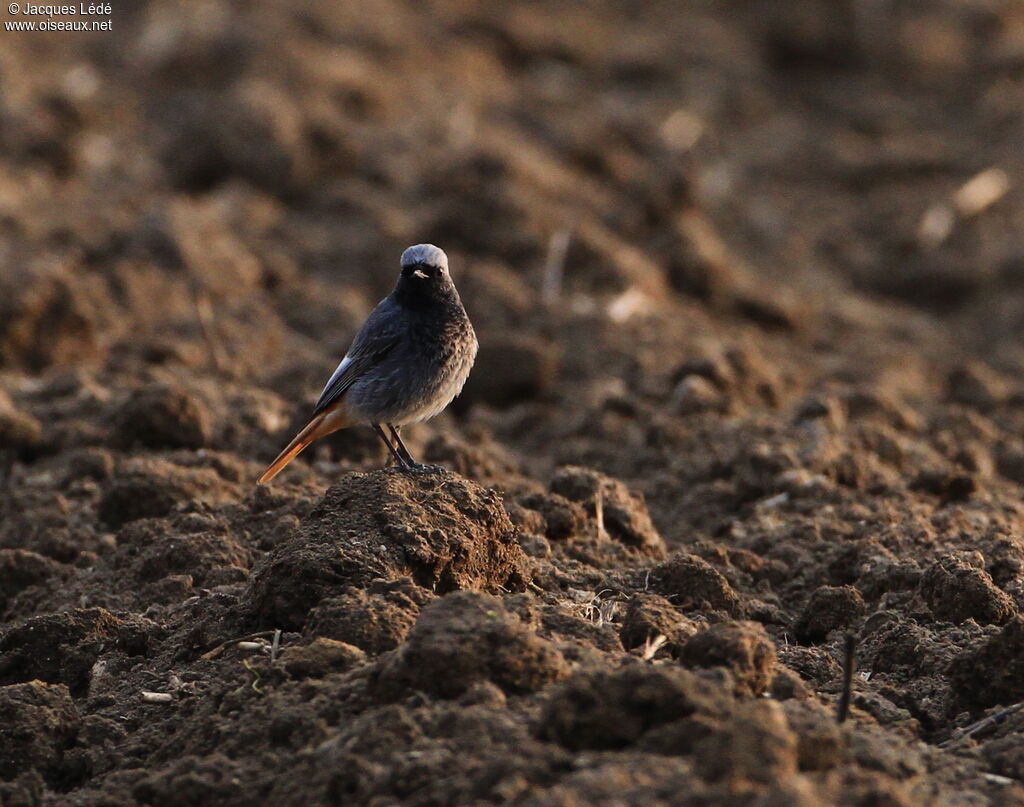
[
  {"x1": 394, "y1": 257, "x2": 458, "y2": 309},
  {"x1": 394, "y1": 245, "x2": 457, "y2": 308},
  {"x1": 401, "y1": 261, "x2": 447, "y2": 283}
]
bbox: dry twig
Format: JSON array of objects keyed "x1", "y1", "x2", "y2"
[
  {"x1": 200, "y1": 630, "x2": 278, "y2": 661},
  {"x1": 939, "y1": 702, "x2": 1024, "y2": 749}
]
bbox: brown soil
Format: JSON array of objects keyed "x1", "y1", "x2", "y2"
[{"x1": 4, "y1": 1, "x2": 1024, "y2": 805}]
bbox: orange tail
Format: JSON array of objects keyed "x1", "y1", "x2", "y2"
[{"x1": 257, "y1": 408, "x2": 349, "y2": 485}]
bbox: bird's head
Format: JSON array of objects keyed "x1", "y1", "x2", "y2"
[
  {"x1": 395, "y1": 244, "x2": 457, "y2": 305},
  {"x1": 400, "y1": 243, "x2": 449, "y2": 280}
]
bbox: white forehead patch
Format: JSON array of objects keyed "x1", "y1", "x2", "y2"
[{"x1": 400, "y1": 243, "x2": 448, "y2": 269}]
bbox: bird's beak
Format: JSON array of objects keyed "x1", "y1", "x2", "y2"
[{"x1": 412, "y1": 269, "x2": 428, "y2": 279}]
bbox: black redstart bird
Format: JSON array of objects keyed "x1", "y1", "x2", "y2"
[{"x1": 257, "y1": 244, "x2": 477, "y2": 484}]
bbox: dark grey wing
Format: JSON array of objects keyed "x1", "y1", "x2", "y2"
[{"x1": 312, "y1": 297, "x2": 402, "y2": 416}]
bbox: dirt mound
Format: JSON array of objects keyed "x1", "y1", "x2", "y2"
[
  {"x1": 0, "y1": 608, "x2": 155, "y2": 695},
  {"x1": 550, "y1": 466, "x2": 666, "y2": 556},
  {"x1": 619, "y1": 592, "x2": 700, "y2": 654},
  {"x1": 651, "y1": 553, "x2": 743, "y2": 615},
  {"x1": 305, "y1": 579, "x2": 430, "y2": 654},
  {"x1": 97, "y1": 458, "x2": 239, "y2": 528},
  {"x1": 111, "y1": 384, "x2": 213, "y2": 450},
  {"x1": 0, "y1": 681, "x2": 80, "y2": 786},
  {"x1": 0, "y1": 550, "x2": 67, "y2": 616},
  {"x1": 951, "y1": 616, "x2": 1024, "y2": 710},
  {"x1": 374, "y1": 591, "x2": 569, "y2": 699},
  {"x1": 538, "y1": 664, "x2": 733, "y2": 751},
  {"x1": 247, "y1": 471, "x2": 529, "y2": 628},
  {"x1": 920, "y1": 554, "x2": 1016, "y2": 625},
  {"x1": 679, "y1": 620, "x2": 778, "y2": 697},
  {"x1": 793, "y1": 585, "x2": 866, "y2": 643}
]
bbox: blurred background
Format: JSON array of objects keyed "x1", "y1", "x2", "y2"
[
  {"x1": 3, "y1": 0, "x2": 1024, "y2": 506},
  {"x1": 8, "y1": 5, "x2": 1024, "y2": 804}
]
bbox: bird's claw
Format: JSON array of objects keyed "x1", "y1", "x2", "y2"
[{"x1": 402, "y1": 462, "x2": 445, "y2": 475}]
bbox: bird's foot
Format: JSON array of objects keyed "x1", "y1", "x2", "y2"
[{"x1": 401, "y1": 462, "x2": 445, "y2": 475}]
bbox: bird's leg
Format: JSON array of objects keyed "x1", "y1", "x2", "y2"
[
  {"x1": 388, "y1": 424, "x2": 443, "y2": 474},
  {"x1": 372, "y1": 424, "x2": 410, "y2": 469},
  {"x1": 387, "y1": 424, "x2": 417, "y2": 466}
]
